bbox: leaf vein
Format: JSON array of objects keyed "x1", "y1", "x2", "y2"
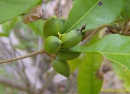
[{"x1": 66, "y1": 0, "x2": 100, "y2": 32}]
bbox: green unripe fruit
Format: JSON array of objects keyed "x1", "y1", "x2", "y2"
[
  {"x1": 43, "y1": 16, "x2": 61, "y2": 38},
  {"x1": 57, "y1": 51, "x2": 81, "y2": 60},
  {"x1": 61, "y1": 30, "x2": 82, "y2": 49},
  {"x1": 52, "y1": 59, "x2": 70, "y2": 78},
  {"x1": 44, "y1": 36, "x2": 62, "y2": 54}
]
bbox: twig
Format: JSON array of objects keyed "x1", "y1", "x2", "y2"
[
  {"x1": 83, "y1": 24, "x2": 110, "y2": 41},
  {"x1": 13, "y1": 66, "x2": 29, "y2": 82},
  {"x1": 9, "y1": 35, "x2": 29, "y2": 83},
  {"x1": 0, "y1": 76, "x2": 28, "y2": 91},
  {"x1": 81, "y1": 24, "x2": 110, "y2": 45},
  {"x1": 0, "y1": 76, "x2": 39, "y2": 93},
  {"x1": 45, "y1": 52, "x2": 56, "y2": 61},
  {"x1": 0, "y1": 49, "x2": 44, "y2": 64}
]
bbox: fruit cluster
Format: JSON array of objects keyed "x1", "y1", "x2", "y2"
[{"x1": 43, "y1": 16, "x2": 82, "y2": 78}]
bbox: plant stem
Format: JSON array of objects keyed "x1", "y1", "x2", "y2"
[
  {"x1": 82, "y1": 24, "x2": 110, "y2": 41},
  {"x1": 0, "y1": 49, "x2": 44, "y2": 64}
]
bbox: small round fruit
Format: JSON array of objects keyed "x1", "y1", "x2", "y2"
[
  {"x1": 44, "y1": 36, "x2": 62, "y2": 54},
  {"x1": 61, "y1": 30, "x2": 82, "y2": 49},
  {"x1": 43, "y1": 16, "x2": 61, "y2": 38},
  {"x1": 52, "y1": 59, "x2": 70, "y2": 78},
  {"x1": 57, "y1": 51, "x2": 81, "y2": 60}
]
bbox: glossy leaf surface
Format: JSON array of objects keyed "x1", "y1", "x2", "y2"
[
  {"x1": 69, "y1": 34, "x2": 130, "y2": 70},
  {"x1": 61, "y1": 0, "x2": 124, "y2": 33}
]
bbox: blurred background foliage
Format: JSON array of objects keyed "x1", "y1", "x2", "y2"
[{"x1": 0, "y1": 0, "x2": 130, "y2": 94}]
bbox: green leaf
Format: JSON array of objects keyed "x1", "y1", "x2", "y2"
[
  {"x1": 68, "y1": 34, "x2": 100, "y2": 73},
  {"x1": 78, "y1": 53, "x2": 103, "y2": 94},
  {"x1": 69, "y1": 34, "x2": 130, "y2": 70},
  {"x1": 0, "y1": 33, "x2": 8, "y2": 37},
  {"x1": 1, "y1": 17, "x2": 20, "y2": 36},
  {"x1": 61, "y1": 0, "x2": 124, "y2": 33},
  {"x1": 122, "y1": 0, "x2": 130, "y2": 18},
  {"x1": 37, "y1": 0, "x2": 42, "y2": 5},
  {"x1": 1, "y1": 22, "x2": 10, "y2": 36},
  {"x1": 112, "y1": 62, "x2": 130, "y2": 90},
  {"x1": 28, "y1": 19, "x2": 44, "y2": 37},
  {"x1": 0, "y1": 0, "x2": 40, "y2": 24},
  {"x1": 68, "y1": 58, "x2": 81, "y2": 73}
]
